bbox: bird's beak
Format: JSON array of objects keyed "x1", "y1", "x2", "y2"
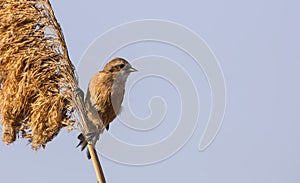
[{"x1": 127, "y1": 66, "x2": 138, "y2": 72}]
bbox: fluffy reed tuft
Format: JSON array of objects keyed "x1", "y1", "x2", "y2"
[{"x1": 0, "y1": 0, "x2": 77, "y2": 149}]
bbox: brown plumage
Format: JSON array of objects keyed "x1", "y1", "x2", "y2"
[{"x1": 77, "y1": 58, "x2": 137, "y2": 159}]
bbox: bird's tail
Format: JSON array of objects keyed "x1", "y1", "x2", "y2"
[{"x1": 76, "y1": 133, "x2": 91, "y2": 159}]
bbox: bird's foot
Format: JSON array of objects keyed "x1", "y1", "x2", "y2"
[{"x1": 85, "y1": 131, "x2": 100, "y2": 144}]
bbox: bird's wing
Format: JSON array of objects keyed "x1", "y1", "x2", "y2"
[
  {"x1": 85, "y1": 72, "x2": 111, "y2": 131},
  {"x1": 88, "y1": 72, "x2": 112, "y2": 110}
]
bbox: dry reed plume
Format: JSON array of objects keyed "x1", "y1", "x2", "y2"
[{"x1": 0, "y1": 0, "x2": 77, "y2": 150}]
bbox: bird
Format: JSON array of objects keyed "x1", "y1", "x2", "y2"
[{"x1": 77, "y1": 58, "x2": 137, "y2": 159}]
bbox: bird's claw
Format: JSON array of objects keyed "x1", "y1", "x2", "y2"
[{"x1": 85, "y1": 131, "x2": 99, "y2": 143}]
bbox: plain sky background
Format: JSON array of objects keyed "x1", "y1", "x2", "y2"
[{"x1": 1, "y1": 0, "x2": 300, "y2": 183}]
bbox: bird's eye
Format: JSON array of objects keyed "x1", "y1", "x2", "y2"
[{"x1": 119, "y1": 64, "x2": 125, "y2": 69}]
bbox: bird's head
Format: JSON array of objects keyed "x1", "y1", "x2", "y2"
[{"x1": 103, "y1": 58, "x2": 137, "y2": 76}]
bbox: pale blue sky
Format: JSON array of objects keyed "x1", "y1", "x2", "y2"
[{"x1": 0, "y1": 0, "x2": 299, "y2": 182}]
